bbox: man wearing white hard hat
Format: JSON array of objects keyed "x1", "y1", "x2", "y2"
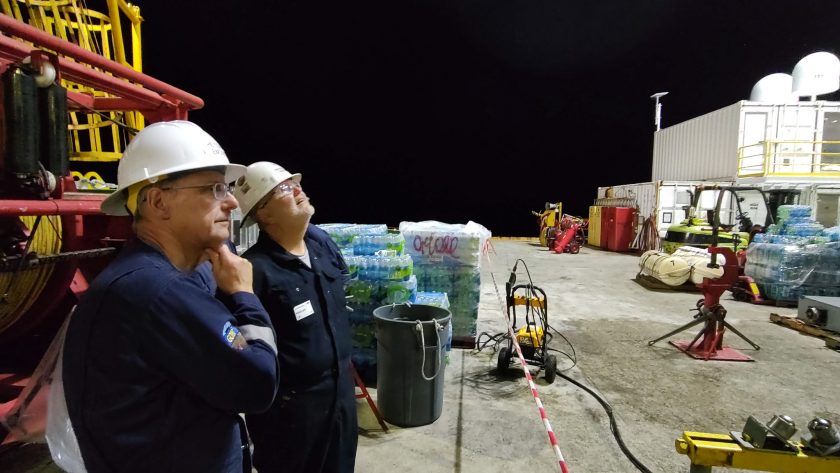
[
  {"x1": 61, "y1": 121, "x2": 279, "y2": 473},
  {"x1": 234, "y1": 161, "x2": 358, "y2": 473}
]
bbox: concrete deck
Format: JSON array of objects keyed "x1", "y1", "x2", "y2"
[
  {"x1": 2, "y1": 239, "x2": 839, "y2": 472},
  {"x1": 355, "y1": 240, "x2": 839, "y2": 473}
]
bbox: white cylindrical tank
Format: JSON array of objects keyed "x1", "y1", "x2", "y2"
[
  {"x1": 672, "y1": 247, "x2": 726, "y2": 285},
  {"x1": 639, "y1": 250, "x2": 691, "y2": 286}
]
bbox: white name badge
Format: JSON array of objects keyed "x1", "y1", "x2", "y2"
[{"x1": 293, "y1": 300, "x2": 315, "y2": 321}]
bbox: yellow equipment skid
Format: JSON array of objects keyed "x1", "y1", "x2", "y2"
[{"x1": 676, "y1": 431, "x2": 840, "y2": 473}]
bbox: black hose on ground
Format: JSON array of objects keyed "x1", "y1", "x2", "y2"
[
  {"x1": 556, "y1": 371, "x2": 654, "y2": 473},
  {"x1": 489, "y1": 261, "x2": 655, "y2": 473}
]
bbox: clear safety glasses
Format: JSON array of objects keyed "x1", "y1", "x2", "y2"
[
  {"x1": 257, "y1": 179, "x2": 301, "y2": 210},
  {"x1": 162, "y1": 182, "x2": 232, "y2": 200},
  {"x1": 273, "y1": 179, "x2": 301, "y2": 198}
]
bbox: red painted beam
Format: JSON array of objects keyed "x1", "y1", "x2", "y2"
[
  {"x1": 66, "y1": 93, "x2": 165, "y2": 116},
  {"x1": 0, "y1": 34, "x2": 167, "y2": 111},
  {"x1": 66, "y1": 90, "x2": 95, "y2": 109},
  {"x1": 0, "y1": 14, "x2": 203, "y2": 111}
]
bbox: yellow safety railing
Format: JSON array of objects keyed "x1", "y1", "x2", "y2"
[
  {"x1": 1, "y1": 0, "x2": 145, "y2": 163},
  {"x1": 737, "y1": 140, "x2": 840, "y2": 178}
]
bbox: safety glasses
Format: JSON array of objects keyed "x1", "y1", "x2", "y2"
[
  {"x1": 161, "y1": 182, "x2": 232, "y2": 201},
  {"x1": 273, "y1": 179, "x2": 301, "y2": 198},
  {"x1": 257, "y1": 179, "x2": 300, "y2": 210}
]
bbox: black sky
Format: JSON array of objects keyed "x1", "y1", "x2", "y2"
[{"x1": 136, "y1": 1, "x2": 840, "y2": 236}]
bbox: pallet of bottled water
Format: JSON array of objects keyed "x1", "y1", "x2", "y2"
[
  {"x1": 745, "y1": 205, "x2": 840, "y2": 302},
  {"x1": 399, "y1": 220, "x2": 491, "y2": 267},
  {"x1": 414, "y1": 291, "x2": 453, "y2": 356},
  {"x1": 352, "y1": 234, "x2": 406, "y2": 256},
  {"x1": 399, "y1": 220, "x2": 491, "y2": 341},
  {"x1": 318, "y1": 223, "x2": 388, "y2": 250},
  {"x1": 345, "y1": 272, "x2": 418, "y2": 384},
  {"x1": 320, "y1": 225, "x2": 415, "y2": 383}
]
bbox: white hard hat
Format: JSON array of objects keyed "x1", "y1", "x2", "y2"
[
  {"x1": 233, "y1": 161, "x2": 302, "y2": 226},
  {"x1": 100, "y1": 120, "x2": 246, "y2": 216}
]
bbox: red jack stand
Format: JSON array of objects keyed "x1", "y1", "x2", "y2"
[
  {"x1": 732, "y1": 274, "x2": 765, "y2": 304},
  {"x1": 648, "y1": 247, "x2": 760, "y2": 361},
  {"x1": 350, "y1": 362, "x2": 388, "y2": 432}
]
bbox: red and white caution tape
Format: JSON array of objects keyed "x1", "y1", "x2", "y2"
[{"x1": 490, "y1": 271, "x2": 569, "y2": 473}]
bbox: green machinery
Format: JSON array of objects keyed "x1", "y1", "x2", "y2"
[{"x1": 662, "y1": 186, "x2": 776, "y2": 254}]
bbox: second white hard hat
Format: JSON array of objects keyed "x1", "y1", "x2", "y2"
[
  {"x1": 100, "y1": 120, "x2": 246, "y2": 216},
  {"x1": 233, "y1": 161, "x2": 302, "y2": 226}
]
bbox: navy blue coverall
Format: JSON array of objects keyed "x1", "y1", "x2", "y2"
[
  {"x1": 63, "y1": 240, "x2": 279, "y2": 473},
  {"x1": 244, "y1": 225, "x2": 358, "y2": 473}
]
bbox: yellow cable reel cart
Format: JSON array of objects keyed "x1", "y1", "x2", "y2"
[{"x1": 496, "y1": 262, "x2": 557, "y2": 383}]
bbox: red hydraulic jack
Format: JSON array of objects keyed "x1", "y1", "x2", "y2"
[
  {"x1": 730, "y1": 249, "x2": 766, "y2": 304},
  {"x1": 648, "y1": 247, "x2": 761, "y2": 361}
]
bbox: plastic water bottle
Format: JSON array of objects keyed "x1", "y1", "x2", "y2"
[
  {"x1": 380, "y1": 234, "x2": 388, "y2": 253},
  {"x1": 358, "y1": 258, "x2": 369, "y2": 280},
  {"x1": 346, "y1": 256, "x2": 359, "y2": 279},
  {"x1": 374, "y1": 256, "x2": 383, "y2": 280},
  {"x1": 384, "y1": 257, "x2": 394, "y2": 280}
]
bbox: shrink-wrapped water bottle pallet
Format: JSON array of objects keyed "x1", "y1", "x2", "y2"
[{"x1": 757, "y1": 297, "x2": 798, "y2": 308}]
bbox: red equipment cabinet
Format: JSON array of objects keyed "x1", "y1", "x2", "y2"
[{"x1": 600, "y1": 207, "x2": 636, "y2": 252}]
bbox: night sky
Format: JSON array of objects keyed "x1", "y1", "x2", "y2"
[{"x1": 137, "y1": 1, "x2": 840, "y2": 236}]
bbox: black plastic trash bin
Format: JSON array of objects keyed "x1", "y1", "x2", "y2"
[{"x1": 373, "y1": 304, "x2": 451, "y2": 427}]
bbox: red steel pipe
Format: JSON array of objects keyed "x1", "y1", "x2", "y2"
[
  {"x1": 0, "y1": 34, "x2": 171, "y2": 111},
  {"x1": 0, "y1": 199, "x2": 105, "y2": 216},
  {"x1": 64, "y1": 93, "x2": 168, "y2": 116}
]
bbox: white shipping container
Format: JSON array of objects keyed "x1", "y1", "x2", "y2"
[
  {"x1": 596, "y1": 180, "x2": 734, "y2": 238},
  {"x1": 231, "y1": 207, "x2": 260, "y2": 254},
  {"x1": 653, "y1": 101, "x2": 840, "y2": 183},
  {"x1": 756, "y1": 181, "x2": 840, "y2": 227},
  {"x1": 652, "y1": 102, "x2": 742, "y2": 182},
  {"x1": 810, "y1": 186, "x2": 840, "y2": 227}
]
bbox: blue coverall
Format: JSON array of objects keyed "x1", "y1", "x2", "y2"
[
  {"x1": 244, "y1": 225, "x2": 358, "y2": 473},
  {"x1": 63, "y1": 240, "x2": 279, "y2": 473}
]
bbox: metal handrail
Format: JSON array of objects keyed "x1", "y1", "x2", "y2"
[{"x1": 737, "y1": 140, "x2": 840, "y2": 177}]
